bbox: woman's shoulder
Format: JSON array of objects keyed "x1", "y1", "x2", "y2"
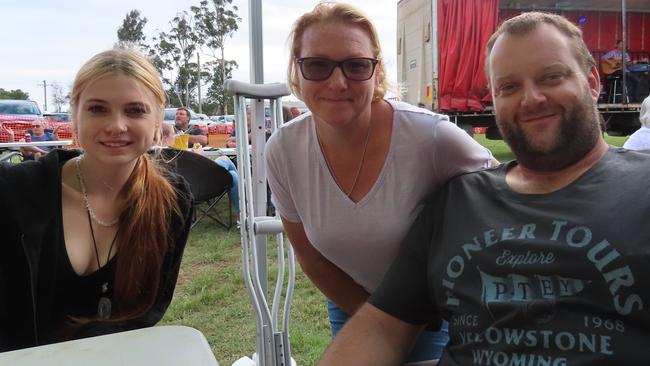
[
  {"x1": 0, "y1": 149, "x2": 77, "y2": 187},
  {"x1": 276, "y1": 112, "x2": 313, "y2": 136},
  {"x1": 0, "y1": 150, "x2": 76, "y2": 227},
  {"x1": 388, "y1": 100, "x2": 449, "y2": 126},
  {"x1": 266, "y1": 113, "x2": 313, "y2": 153}
]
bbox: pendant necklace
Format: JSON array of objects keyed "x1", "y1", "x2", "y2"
[
  {"x1": 86, "y1": 209, "x2": 119, "y2": 320},
  {"x1": 315, "y1": 120, "x2": 372, "y2": 198},
  {"x1": 75, "y1": 156, "x2": 119, "y2": 227},
  {"x1": 75, "y1": 154, "x2": 120, "y2": 319}
]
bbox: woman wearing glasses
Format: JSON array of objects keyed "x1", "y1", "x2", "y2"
[
  {"x1": 0, "y1": 49, "x2": 192, "y2": 351},
  {"x1": 265, "y1": 2, "x2": 494, "y2": 363}
]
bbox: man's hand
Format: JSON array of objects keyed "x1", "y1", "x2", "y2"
[
  {"x1": 0, "y1": 124, "x2": 15, "y2": 141},
  {"x1": 52, "y1": 125, "x2": 61, "y2": 140},
  {"x1": 606, "y1": 57, "x2": 621, "y2": 68}
]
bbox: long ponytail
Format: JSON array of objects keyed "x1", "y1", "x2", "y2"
[
  {"x1": 111, "y1": 154, "x2": 183, "y2": 319},
  {"x1": 68, "y1": 48, "x2": 184, "y2": 323}
]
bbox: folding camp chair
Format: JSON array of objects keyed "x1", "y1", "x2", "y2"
[
  {"x1": 158, "y1": 148, "x2": 233, "y2": 229},
  {"x1": 224, "y1": 80, "x2": 296, "y2": 366}
]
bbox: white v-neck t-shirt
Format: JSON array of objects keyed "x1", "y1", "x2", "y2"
[{"x1": 265, "y1": 100, "x2": 492, "y2": 291}]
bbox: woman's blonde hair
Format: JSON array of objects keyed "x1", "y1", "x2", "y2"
[
  {"x1": 287, "y1": 1, "x2": 388, "y2": 101},
  {"x1": 69, "y1": 48, "x2": 184, "y2": 321},
  {"x1": 70, "y1": 48, "x2": 165, "y2": 144}
]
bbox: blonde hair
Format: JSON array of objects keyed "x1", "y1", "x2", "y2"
[
  {"x1": 70, "y1": 48, "x2": 165, "y2": 144},
  {"x1": 287, "y1": 1, "x2": 388, "y2": 101},
  {"x1": 69, "y1": 49, "x2": 184, "y2": 321}
]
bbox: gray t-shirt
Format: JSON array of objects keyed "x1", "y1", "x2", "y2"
[
  {"x1": 265, "y1": 100, "x2": 492, "y2": 291},
  {"x1": 371, "y1": 147, "x2": 650, "y2": 365}
]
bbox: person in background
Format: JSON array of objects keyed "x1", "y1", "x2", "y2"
[
  {"x1": 282, "y1": 105, "x2": 294, "y2": 122},
  {"x1": 601, "y1": 40, "x2": 646, "y2": 102},
  {"x1": 0, "y1": 123, "x2": 15, "y2": 159},
  {"x1": 19, "y1": 119, "x2": 61, "y2": 160},
  {"x1": 174, "y1": 107, "x2": 208, "y2": 147},
  {"x1": 623, "y1": 94, "x2": 650, "y2": 150},
  {"x1": 319, "y1": 12, "x2": 650, "y2": 365},
  {"x1": 161, "y1": 123, "x2": 239, "y2": 212},
  {"x1": 264, "y1": 2, "x2": 494, "y2": 363},
  {"x1": 290, "y1": 106, "x2": 302, "y2": 119},
  {"x1": 0, "y1": 123, "x2": 15, "y2": 143},
  {"x1": 159, "y1": 123, "x2": 176, "y2": 148},
  {"x1": 225, "y1": 108, "x2": 252, "y2": 148},
  {"x1": 0, "y1": 48, "x2": 193, "y2": 351}
]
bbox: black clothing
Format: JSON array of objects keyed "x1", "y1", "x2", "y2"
[
  {"x1": 52, "y1": 247, "x2": 116, "y2": 329},
  {"x1": 607, "y1": 70, "x2": 645, "y2": 103},
  {"x1": 0, "y1": 149, "x2": 192, "y2": 352},
  {"x1": 370, "y1": 148, "x2": 650, "y2": 365}
]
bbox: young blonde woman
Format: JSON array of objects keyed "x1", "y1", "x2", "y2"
[
  {"x1": 0, "y1": 49, "x2": 192, "y2": 351},
  {"x1": 265, "y1": 2, "x2": 495, "y2": 363}
]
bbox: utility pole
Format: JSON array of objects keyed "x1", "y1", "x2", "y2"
[
  {"x1": 37, "y1": 80, "x2": 53, "y2": 112},
  {"x1": 197, "y1": 53, "x2": 202, "y2": 113}
]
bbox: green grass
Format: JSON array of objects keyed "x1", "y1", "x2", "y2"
[
  {"x1": 161, "y1": 210, "x2": 329, "y2": 365},
  {"x1": 160, "y1": 132, "x2": 629, "y2": 364},
  {"x1": 474, "y1": 133, "x2": 629, "y2": 163}
]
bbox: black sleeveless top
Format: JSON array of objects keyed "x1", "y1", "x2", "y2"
[
  {"x1": 56, "y1": 239, "x2": 116, "y2": 318},
  {"x1": 43, "y1": 232, "x2": 117, "y2": 343}
]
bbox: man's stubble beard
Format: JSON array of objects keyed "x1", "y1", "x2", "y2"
[{"x1": 496, "y1": 89, "x2": 602, "y2": 171}]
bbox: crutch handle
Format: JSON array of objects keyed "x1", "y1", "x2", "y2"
[
  {"x1": 254, "y1": 216, "x2": 284, "y2": 235},
  {"x1": 224, "y1": 80, "x2": 290, "y2": 99}
]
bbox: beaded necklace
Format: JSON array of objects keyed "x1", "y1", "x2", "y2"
[{"x1": 75, "y1": 156, "x2": 119, "y2": 227}]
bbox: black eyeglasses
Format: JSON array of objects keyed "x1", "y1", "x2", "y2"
[
  {"x1": 296, "y1": 57, "x2": 378, "y2": 81},
  {"x1": 31, "y1": 125, "x2": 43, "y2": 128}
]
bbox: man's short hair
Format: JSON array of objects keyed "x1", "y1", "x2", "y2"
[
  {"x1": 485, "y1": 12, "x2": 596, "y2": 81},
  {"x1": 176, "y1": 107, "x2": 190, "y2": 117}
]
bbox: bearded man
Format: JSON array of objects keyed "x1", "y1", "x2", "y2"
[{"x1": 318, "y1": 11, "x2": 650, "y2": 366}]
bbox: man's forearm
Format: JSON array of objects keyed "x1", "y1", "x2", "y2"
[{"x1": 318, "y1": 303, "x2": 423, "y2": 366}]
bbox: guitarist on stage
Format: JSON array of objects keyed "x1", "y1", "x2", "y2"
[{"x1": 601, "y1": 40, "x2": 645, "y2": 102}]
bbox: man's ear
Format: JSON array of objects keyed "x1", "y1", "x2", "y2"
[{"x1": 587, "y1": 65, "x2": 601, "y2": 101}]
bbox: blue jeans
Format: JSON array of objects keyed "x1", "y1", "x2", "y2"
[
  {"x1": 214, "y1": 157, "x2": 239, "y2": 212},
  {"x1": 327, "y1": 300, "x2": 449, "y2": 363}
]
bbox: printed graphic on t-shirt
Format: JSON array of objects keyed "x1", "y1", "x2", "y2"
[{"x1": 439, "y1": 219, "x2": 645, "y2": 365}]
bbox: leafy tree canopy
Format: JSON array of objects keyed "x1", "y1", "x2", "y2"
[
  {"x1": 116, "y1": 9, "x2": 148, "y2": 50},
  {"x1": 116, "y1": 1, "x2": 241, "y2": 113},
  {"x1": 0, "y1": 88, "x2": 29, "y2": 100}
]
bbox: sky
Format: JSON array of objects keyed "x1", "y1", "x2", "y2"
[{"x1": 0, "y1": 0, "x2": 398, "y2": 113}]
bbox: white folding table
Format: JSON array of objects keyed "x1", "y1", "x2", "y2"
[
  {"x1": 0, "y1": 140, "x2": 74, "y2": 149},
  {"x1": 0, "y1": 325, "x2": 219, "y2": 366}
]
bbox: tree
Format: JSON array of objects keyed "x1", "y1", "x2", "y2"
[
  {"x1": 203, "y1": 59, "x2": 237, "y2": 115},
  {"x1": 116, "y1": 9, "x2": 148, "y2": 51},
  {"x1": 50, "y1": 82, "x2": 68, "y2": 112},
  {"x1": 191, "y1": 0, "x2": 241, "y2": 115},
  {"x1": 116, "y1": 3, "x2": 241, "y2": 110},
  {"x1": 150, "y1": 11, "x2": 201, "y2": 107},
  {"x1": 0, "y1": 88, "x2": 29, "y2": 100}
]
